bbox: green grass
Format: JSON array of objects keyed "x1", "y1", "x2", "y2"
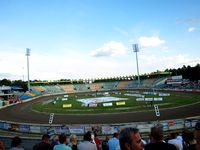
[{"x1": 32, "y1": 90, "x2": 200, "y2": 114}]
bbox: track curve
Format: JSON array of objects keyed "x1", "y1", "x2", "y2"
[{"x1": 0, "y1": 95, "x2": 200, "y2": 124}]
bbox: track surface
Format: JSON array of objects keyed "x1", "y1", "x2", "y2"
[{"x1": 0, "y1": 95, "x2": 200, "y2": 125}]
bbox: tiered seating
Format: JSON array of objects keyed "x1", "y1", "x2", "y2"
[
  {"x1": 126, "y1": 80, "x2": 140, "y2": 88},
  {"x1": 42, "y1": 85, "x2": 64, "y2": 94},
  {"x1": 152, "y1": 77, "x2": 167, "y2": 87},
  {"x1": 60, "y1": 84, "x2": 75, "y2": 93},
  {"x1": 26, "y1": 92, "x2": 36, "y2": 97},
  {"x1": 140, "y1": 79, "x2": 156, "y2": 88},
  {"x1": 31, "y1": 89, "x2": 41, "y2": 96},
  {"x1": 31, "y1": 86, "x2": 45, "y2": 95},
  {"x1": 31, "y1": 86, "x2": 45, "y2": 92},
  {"x1": 101, "y1": 82, "x2": 119, "y2": 90},
  {"x1": 89, "y1": 83, "x2": 102, "y2": 91},
  {"x1": 29, "y1": 77, "x2": 169, "y2": 94},
  {"x1": 116, "y1": 81, "x2": 130, "y2": 89},
  {"x1": 73, "y1": 84, "x2": 90, "y2": 92}
]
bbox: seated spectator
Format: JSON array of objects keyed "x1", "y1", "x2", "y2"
[
  {"x1": 10, "y1": 136, "x2": 24, "y2": 150},
  {"x1": 53, "y1": 133, "x2": 71, "y2": 150},
  {"x1": 33, "y1": 134, "x2": 53, "y2": 150},
  {"x1": 77, "y1": 131, "x2": 97, "y2": 150},
  {"x1": 119, "y1": 127, "x2": 144, "y2": 150},
  {"x1": 0, "y1": 141, "x2": 5, "y2": 150},
  {"x1": 145, "y1": 126, "x2": 177, "y2": 150}
]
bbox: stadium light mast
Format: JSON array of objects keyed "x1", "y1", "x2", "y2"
[
  {"x1": 132, "y1": 44, "x2": 140, "y2": 86},
  {"x1": 26, "y1": 48, "x2": 31, "y2": 92}
]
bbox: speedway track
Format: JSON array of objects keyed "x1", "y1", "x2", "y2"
[{"x1": 0, "y1": 95, "x2": 200, "y2": 125}]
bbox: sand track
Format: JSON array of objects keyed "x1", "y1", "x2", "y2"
[{"x1": 0, "y1": 95, "x2": 199, "y2": 124}]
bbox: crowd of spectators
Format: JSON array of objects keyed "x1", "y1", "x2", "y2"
[{"x1": 0, "y1": 121, "x2": 200, "y2": 150}]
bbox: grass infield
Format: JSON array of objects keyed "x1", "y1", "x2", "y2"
[{"x1": 32, "y1": 90, "x2": 200, "y2": 114}]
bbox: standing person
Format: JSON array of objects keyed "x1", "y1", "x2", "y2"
[
  {"x1": 185, "y1": 121, "x2": 200, "y2": 150},
  {"x1": 182, "y1": 129, "x2": 196, "y2": 150},
  {"x1": 102, "y1": 136, "x2": 109, "y2": 150},
  {"x1": 10, "y1": 136, "x2": 24, "y2": 150},
  {"x1": 94, "y1": 131, "x2": 101, "y2": 150},
  {"x1": 168, "y1": 132, "x2": 183, "y2": 150},
  {"x1": 53, "y1": 133, "x2": 72, "y2": 150},
  {"x1": 33, "y1": 134, "x2": 53, "y2": 150},
  {"x1": 194, "y1": 121, "x2": 200, "y2": 150},
  {"x1": 51, "y1": 135, "x2": 59, "y2": 148},
  {"x1": 69, "y1": 134, "x2": 78, "y2": 150},
  {"x1": 77, "y1": 131, "x2": 97, "y2": 150},
  {"x1": 108, "y1": 132, "x2": 120, "y2": 150},
  {"x1": 119, "y1": 127, "x2": 144, "y2": 150},
  {"x1": 145, "y1": 126, "x2": 177, "y2": 150}
]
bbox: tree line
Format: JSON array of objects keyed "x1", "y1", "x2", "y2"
[{"x1": 165, "y1": 64, "x2": 200, "y2": 82}]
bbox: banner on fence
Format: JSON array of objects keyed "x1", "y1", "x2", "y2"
[
  {"x1": 54, "y1": 126, "x2": 69, "y2": 134},
  {"x1": 18, "y1": 124, "x2": 30, "y2": 132},
  {"x1": 102, "y1": 126, "x2": 119, "y2": 134},
  {"x1": 30, "y1": 126, "x2": 41, "y2": 133},
  {"x1": 137, "y1": 124, "x2": 154, "y2": 132},
  {"x1": 69, "y1": 126, "x2": 85, "y2": 134}
]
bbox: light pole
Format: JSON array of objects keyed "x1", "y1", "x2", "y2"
[
  {"x1": 132, "y1": 44, "x2": 140, "y2": 86},
  {"x1": 26, "y1": 48, "x2": 31, "y2": 92}
]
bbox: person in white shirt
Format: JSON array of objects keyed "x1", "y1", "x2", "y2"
[
  {"x1": 168, "y1": 133, "x2": 183, "y2": 150},
  {"x1": 78, "y1": 131, "x2": 97, "y2": 150}
]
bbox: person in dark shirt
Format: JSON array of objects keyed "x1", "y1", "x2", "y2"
[
  {"x1": 185, "y1": 121, "x2": 200, "y2": 150},
  {"x1": 51, "y1": 135, "x2": 59, "y2": 148},
  {"x1": 101, "y1": 136, "x2": 109, "y2": 150},
  {"x1": 194, "y1": 121, "x2": 200, "y2": 150},
  {"x1": 145, "y1": 126, "x2": 177, "y2": 150},
  {"x1": 33, "y1": 134, "x2": 53, "y2": 150}
]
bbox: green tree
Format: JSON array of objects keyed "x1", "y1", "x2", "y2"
[{"x1": 0, "y1": 79, "x2": 11, "y2": 86}]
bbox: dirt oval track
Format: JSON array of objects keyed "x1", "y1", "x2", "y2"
[{"x1": 0, "y1": 95, "x2": 200, "y2": 125}]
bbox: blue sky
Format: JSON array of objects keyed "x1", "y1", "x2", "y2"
[{"x1": 0, "y1": 0, "x2": 200, "y2": 80}]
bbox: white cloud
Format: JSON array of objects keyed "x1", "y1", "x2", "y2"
[
  {"x1": 0, "y1": 49, "x2": 130, "y2": 80},
  {"x1": 0, "y1": 51, "x2": 26, "y2": 80},
  {"x1": 161, "y1": 46, "x2": 169, "y2": 53},
  {"x1": 188, "y1": 27, "x2": 196, "y2": 32},
  {"x1": 139, "y1": 54, "x2": 193, "y2": 72},
  {"x1": 138, "y1": 36, "x2": 165, "y2": 48},
  {"x1": 0, "y1": 46, "x2": 199, "y2": 81},
  {"x1": 90, "y1": 41, "x2": 127, "y2": 57}
]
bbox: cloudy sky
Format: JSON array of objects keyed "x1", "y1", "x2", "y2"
[{"x1": 0, "y1": 0, "x2": 200, "y2": 81}]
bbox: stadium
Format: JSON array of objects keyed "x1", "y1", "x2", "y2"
[
  {"x1": 1, "y1": 1, "x2": 200, "y2": 149},
  {"x1": 0, "y1": 71, "x2": 200, "y2": 149}
]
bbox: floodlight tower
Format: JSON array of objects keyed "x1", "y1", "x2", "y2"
[
  {"x1": 132, "y1": 44, "x2": 140, "y2": 86},
  {"x1": 26, "y1": 48, "x2": 31, "y2": 92}
]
